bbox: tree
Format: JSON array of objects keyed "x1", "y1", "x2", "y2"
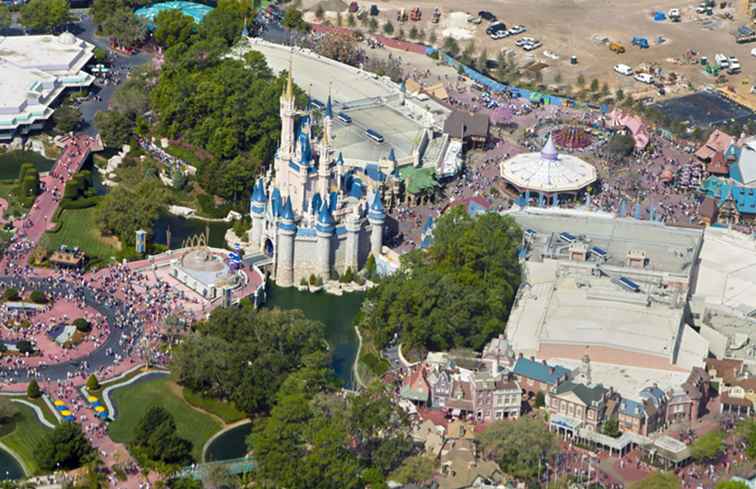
[
  {"x1": 101, "y1": 7, "x2": 146, "y2": 47},
  {"x1": 477, "y1": 416, "x2": 558, "y2": 482},
  {"x1": 363, "y1": 207, "x2": 521, "y2": 353},
  {"x1": 74, "y1": 318, "x2": 92, "y2": 333},
  {"x1": 53, "y1": 105, "x2": 82, "y2": 133},
  {"x1": 200, "y1": 0, "x2": 247, "y2": 46},
  {"x1": 27, "y1": 379, "x2": 41, "y2": 399},
  {"x1": 590, "y1": 78, "x2": 600, "y2": 92},
  {"x1": 389, "y1": 455, "x2": 434, "y2": 484},
  {"x1": 690, "y1": 430, "x2": 724, "y2": 463},
  {"x1": 110, "y1": 75, "x2": 151, "y2": 119},
  {"x1": 94, "y1": 110, "x2": 134, "y2": 148},
  {"x1": 314, "y1": 31, "x2": 360, "y2": 66},
  {"x1": 90, "y1": 0, "x2": 121, "y2": 27},
  {"x1": 383, "y1": 20, "x2": 394, "y2": 35},
  {"x1": 602, "y1": 417, "x2": 621, "y2": 438},
  {"x1": 606, "y1": 133, "x2": 636, "y2": 158},
  {"x1": 367, "y1": 17, "x2": 378, "y2": 33},
  {"x1": 20, "y1": 0, "x2": 70, "y2": 33},
  {"x1": 3, "y1": 287, "x2": 19, "y2": 301},
  {"x1": 96, "y1": 180, "x2": 169, "y2": 246},
  {"x1": 93, "y1": 47, "x2": 108, "y2": 63},
  {"x1": 133, "y1": 406, "x2": 192, "y2": 464},
  {"x1": 347, "y1": 13, "x2": 355, "y2": 27},
  {"x1": 409, "y1": 25, "x2": 418, "y2": 39},
  {"x1": 429, "y1": 30, "x2": 437, "y2": 44},
  {"x1": 0, "y1": 5, "x2": 12, "y2": 30},
  {"x1": 576, "y1": 73, "x2": 586, "y2": 87},
  {"x1": 315, "y1": 4, "x2": 324, "y2": 19},
  {"x1": 29, "y1": 290, "x2": 47, "y2": 304},
  {"x1": 37, "y1": 423, "x2": 94, "y2": 471},
  {"x1": 442, "y1": 36, "x2": 459, "y2": 56},
  {"x1": 86, "y1": 374, "x2": 100, "y2": 392},
  {"x1": 534, "y1": 391, "x2": 545, "y2": 408},
  {"x1": 154, "y1": 9, "x2": 196, "y2": 48},
  {"x1": 629, "y1": 472, "x2": 681, "y2": 489},
  {"x1": 171, "y1": 305, "x2": 329, "y2": 416},
  {"x1": 282, "y1": 7, "x2": 307, "y2": 31},
  {"x1": 616, "y1": 88, "x2": 625, "y2": 101}
]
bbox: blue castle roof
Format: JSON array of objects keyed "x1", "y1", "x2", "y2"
[
  {"x1": 337, "y1": 152, "x2": 344, "y2": 166},
  {"x1": 316, "y1": 202, "x2": 335, "y2": 233},
  {"x1": 271, "y1": 187, "x2": 282, "y2": 217},
  {"x1": 252, "y1": 178, "x2": 266, "y2": 203},
  {"x1": 387, "y1": 147, "x2": 396, "y2": 162},
  {"x1": 311, "y1": 192, "x2": 322, "y2": 215},
  {"x1": 299, "y1": 129, "x2": 312, "y2": 164},
  {"x1": 369, "y1": 192, "x2": 385, "y2": 220},
  {"x1": 281, "y1": 196, "x2": 295, "y2": 220}
]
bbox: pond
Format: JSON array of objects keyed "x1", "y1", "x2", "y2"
[
  {"x1": 0, "y1": 448, "x2": 24, "y2": 481},
  {"x1": 0, "y1": 151, "x2": 55, "y2": 181},
  {"x1": 203, "y1": 422, "x2": 252, "y2": 462},
  {"x1": 151, "y1": 214, "x2": 231, "y2": 250},
  {"x1": 203, "y1": 285, "x2": 365, "y2": 462},
  {"x1": 265, "y1": 285, "x2": 364, "y2": 389}
]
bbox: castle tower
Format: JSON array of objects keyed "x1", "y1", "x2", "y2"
[
  {"x1": 317, "y1": 99, "x2": 332, "y2": 197},
  {"x1": 249, "y1": 178, "x2": 267, "y2": 249},
  {"x1": 344, "y1": 208, "x2": 361, "y2": 272},
  {"x1": 276, "y1": 197, "x2": 297, "y2": 287},
  {"x1": 279, "y1": 60, "x2": 296, "y2": 161},
  {"x1": 315, "y1": 202, "x2": 334, "y2": 280},
  {"x1": 368, "y1": 191, "x2": 385, "y2": 257}
]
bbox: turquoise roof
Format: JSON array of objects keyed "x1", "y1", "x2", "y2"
[
  {"x1": 134, "y1": 1, "x2": 214, "y2": 30},
  {"x1": 512, "y1": 358, "x2": 570, "y2": 385}
]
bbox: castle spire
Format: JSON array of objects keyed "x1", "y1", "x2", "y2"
[{"x1": 286, "y1": 56, "x2": 294, "y2": 101}]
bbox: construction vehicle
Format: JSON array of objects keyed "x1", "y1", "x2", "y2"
[
  {"x1": 632, "y1": 36, "x2": 649, "y2": 48},
  {"x1": 431, "y1": 7, "x2": 441, "y2": 23},
  {"x1": 409, "y1": 7, "x2": 422, "y2": 21},
  {"x1": 397, "y1": 8, "x2": 407, "y2": 22},
  {"x1": 609, "y1": 42, "x2": 626, "y2": 54}
]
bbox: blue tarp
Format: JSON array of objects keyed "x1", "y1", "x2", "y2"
[{"x1": 653, "y1": 11, "x2": 666, "y2": 20}]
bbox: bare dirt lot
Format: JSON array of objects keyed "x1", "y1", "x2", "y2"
[{"x1": 313, "y1": 0, "x2": 756, "y2": 101}]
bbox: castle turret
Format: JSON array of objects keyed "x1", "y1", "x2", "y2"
[
  {"x1": 336, "y1": 152, "x2": 345, "y2": 192},
  {"x1": 344, "y1": 207, "x2": 361, "y2": 273},
  {"x1": 276, "y1": 196, "x2": 296, "y2": 287},
  {"x1": 249, "y1": 178, "x2": 267, "y2": 249},
  {"x1": 317, "y1": 104, "x2": 332, "y2": 197},
  {"x1": 279, "y1": 60, "x2": 296, "y2": 161},
  {"x1": 368, "y1": 191, "x2": 385, "y2": 257},
  {"x1": 315, "y1": 202, "x2": 334, "y2": 280}
]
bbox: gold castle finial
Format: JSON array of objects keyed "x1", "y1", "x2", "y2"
[{"x1": 286, "y1": 56, "x2": 294, "y2": 101}]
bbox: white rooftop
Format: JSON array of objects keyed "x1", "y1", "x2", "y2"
[
  {"x1": 693, "y1": 226, "x2": 756, "y2": 317},
  {"x1": 0, "y1": 34, "x2": 94, "y2": 135},
  {"x1": 500, "y1": 135, "x2": 597, "y2": 193}
]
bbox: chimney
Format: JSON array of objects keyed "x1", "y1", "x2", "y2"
[
  {"x1": 530, "y1": 356, "x2": 535, "y2": 362},
  {"x1": 542, "y1": 359, "x2": 548, "y2": 365},
  {"x1": 519, "y1": 352, "x2": 524, "y2": 359},
  {"x1": 550, "y1": 366, "x2": 555, "y2": 374}
]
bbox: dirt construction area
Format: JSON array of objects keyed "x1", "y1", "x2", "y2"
[{"x1": 309, "y1": 0, "x2": 756, "y2": 100}]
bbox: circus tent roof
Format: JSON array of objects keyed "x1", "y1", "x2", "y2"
[{"x1": 499, "y1": 135, "x2": 597, "y2": 193}]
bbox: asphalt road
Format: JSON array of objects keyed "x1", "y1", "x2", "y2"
[{"x1": 0, "y1": 275, "x2": 144, "y2": 382}]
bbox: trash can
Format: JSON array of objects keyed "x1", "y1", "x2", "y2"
[
  {"x1": 700, "y1": 56, "x2": 708, "y2": 65},
  {"x1": 570, "y1": 56, "x2": 578, "y2": 65}
]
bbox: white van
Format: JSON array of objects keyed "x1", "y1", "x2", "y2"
[
  {"x1": 714, "y1": 53, "x2": 729, "y2": 67},
  {"x1": 614, "y1": 64, "x2": 633, "y2": 76},
  {"x1": 634, "y1": 73, "x2": 654, "y2": 84}
]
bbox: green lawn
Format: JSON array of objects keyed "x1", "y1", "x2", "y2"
[
  {"x1": 42, "y1": 206, "x2": 120, "y2": 265},
  {"x1": 182, "y1": 388, "x2": 246, "y2": 424},
  {"x1": 108, "y1": 377, "x2": 222, "y2": 462},
  {"x1": 0, "y1": 402, "x2": 54, "y2": 475}
]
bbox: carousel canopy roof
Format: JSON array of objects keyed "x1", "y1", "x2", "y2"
[{"x1": 500, "y1": 135, "x2": 597, "y2": 193}]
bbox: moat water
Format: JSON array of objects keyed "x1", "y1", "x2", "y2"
[
  {"x1": 0, "y1": 447, "x2": 24, "y2": 481},
  {"x1": 203, "y1": 284, "x2": 365, "y2": 462}
]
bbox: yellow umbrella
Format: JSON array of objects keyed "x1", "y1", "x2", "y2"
[
  {"x1": 87, "y1": 396, "x2": 98, "y2": 403},
  {"x1": 54, "y1": 400, "x2": 65, "y2": 406},
  {"x1": 60, "y1": 410, "x2": 72, "y2": 417},
  {"x1": 94, "y1": 406, "x2": 106, "y2": 413}
]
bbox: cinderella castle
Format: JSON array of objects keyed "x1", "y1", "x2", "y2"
[{"x1": 247, "y1": 66, "x2": 387, "y2": 287}]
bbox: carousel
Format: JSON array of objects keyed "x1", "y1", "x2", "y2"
[{"x1": 500, "y1": 134, "x2": 598, "y2": 197}]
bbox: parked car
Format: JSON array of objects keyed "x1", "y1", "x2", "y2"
[
  {"x1": 614, "y1": 63, "x2": 633, "y2": 75},
  {"x1": 468, "y1": 15, "x2": 482, "y2": 24},
  {"x1": 478, "y1": 10, "x2": 496, "y2": 21},
  {"x1": 714, "y1": 53, "x2": 729, "y2": 67},
  {"x1": 369, "y1": 4, "x2": 379, "y2": 15},
  {"x1": 634, "y1": 73, "x2": 654, "y2": 84},
  {"x1": 668, "y1": 8, "x2": 681, "y2": 20},
  {"x1": 508, "y1": 24, "x2": 526, "y2": 35}
]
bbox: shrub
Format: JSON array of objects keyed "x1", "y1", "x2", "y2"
[
  {"x1": 309, "y1": 274, "x2": 317, "y2": 286},
  {"x1": 3, "y1": 287, "x2": 20, "y2": 301},
  {"x1": 16, "y1": 340, "x2": 34, "y2": 355},
  {"x1": 86, "y1": 374, "x2": 100, "y2": 392},
  {"x1": 534, "y1": 390, "x2": 545, "y2": 408},
  {"x1": 27, "y1": 378, "x2": 42, "y2": 398},
  {"x1": 30, "y1": 290, "x2": 48, "y2": 304},
  {"x1": 73, "y1": 318, "x2": 92, "y2": 333}
]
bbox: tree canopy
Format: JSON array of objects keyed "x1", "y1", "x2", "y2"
[
  {"x1": 19, "y1": 0, "x2": 70, "y2": 33},
  {"x1": 95, "y1": 179, "x2": 170, "y2": 246},
  {"x1": 715, "y1": 481, "x2": 750, "y2": 489},
  {"x1": 171, "y1": 305, "x2": 331, "y2": 416},
  {"x1": 363, "y1": 207, "x2": 522, "y2": 353},
  {"x1": 738, "y1": 418, "x2": 756, "y2": 461},
  {"x1": 477, "y1": 416, "x2": 558, "y2": 482},
  {"x1": 132, "y1": 406, "x2": 192, "y2": 465},
  {"x1": 154, "y1": 9, "x2": 197, "y2": 48},
  {"x1": 37, "y1": 423, "x2": 94, "y2": 471},
  {"x1": 690, "y1": 430, "x2": 724, "y2": 463}
]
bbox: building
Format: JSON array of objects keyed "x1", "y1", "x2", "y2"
[
  {"x1": 666, "y1": 368, "x2": 710, "y2": 424},
  {"x1": 499, "y1": 135, "x2": 597, "y2": 198},
  {"x1": 472, "y1": 372, "x2": 521, "y2": 421},
  {"x1": 511, "y1": 356, "x2": 571, "y2": 395},
  {"x1": 618, "y1": 386, "x2": 668, "y2": 436},
  {"x1": 506, "y1": 209, "x2": 708, "y2": 373},
  {"x1": 443, "y1": 110, "x2": 490, "y2": 149},
  {"x1": 246, "y1": 67, "x2": 387, "y2": 286},
  {"x1": 547, "y1": 381, "x2": 611, "y2": 433},
  {"x1": 695, "y1": 129, "x2": 735, "y2": 162},
  {"x1": 0, "y1": 34, "x2": 95, "y2": 141},
  {"x1": 169, "y1": 244, "x2": 243, "y2": 300}
]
